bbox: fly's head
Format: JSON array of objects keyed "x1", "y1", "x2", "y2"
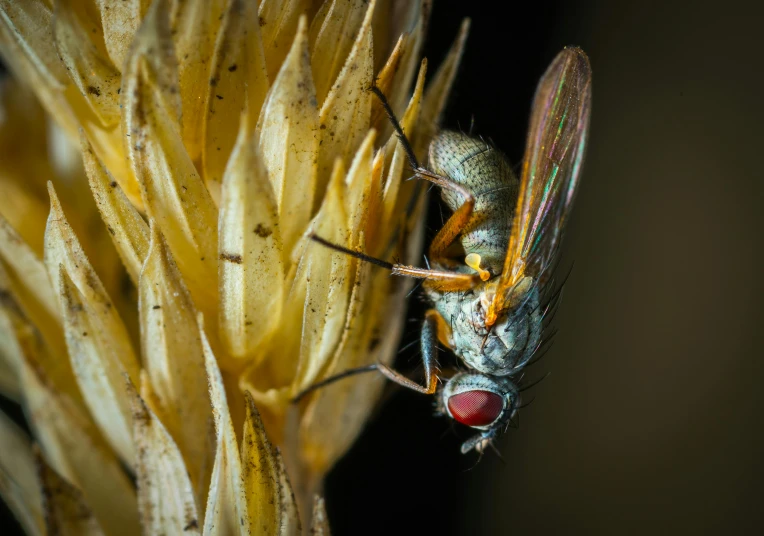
[
  {"x1": 441, "y1": 277, "x2": 542, "y2": 376},
  {"x1": 439, "y1": 372, "x2": 520, "y2": 454}
]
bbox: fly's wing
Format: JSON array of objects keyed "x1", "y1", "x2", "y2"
[{"x1": 487, "y1": 47, "x2": 592, "y2": 325}]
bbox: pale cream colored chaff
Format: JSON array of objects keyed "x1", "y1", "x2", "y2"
[{"x1": 0, "y1": 0, "x2": 468, "y2": 532}]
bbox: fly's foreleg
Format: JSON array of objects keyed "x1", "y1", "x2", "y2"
[{"x1": 371, "y1": 85, "x2": 476, "y2": 263}]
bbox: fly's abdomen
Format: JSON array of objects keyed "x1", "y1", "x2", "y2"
[{"x1": 428, "y1": 131, "x2": 518, "y2": 274}]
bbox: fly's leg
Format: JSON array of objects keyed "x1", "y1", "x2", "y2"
[
  {"x1": 292, "y1": 309, "x2": 447, "y2": 402},
  {"x1": 376, "y1": 309, "x2": 442, "y2": 394},
  {"x1": 310, "y1": 235, "x2": 479, "y2": 291},
  {"x1": 371, "y1": 86, "x2": 476, "y2": 262}
]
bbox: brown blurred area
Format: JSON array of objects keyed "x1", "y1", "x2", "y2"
[
  {"x1": 330, "y1": 1, "x2": 764, "y2": 534},
  {"x1": 462, "y1": 1, "x2": 764, "y2": 533}
]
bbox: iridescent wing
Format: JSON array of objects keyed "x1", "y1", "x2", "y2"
[{"x1": 487, "y1": 47, "x2": 592, "y2": 325}]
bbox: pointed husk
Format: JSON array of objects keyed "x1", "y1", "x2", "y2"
[{"x1": 0, "y1": 1, "x2": 472, "y2": 533}]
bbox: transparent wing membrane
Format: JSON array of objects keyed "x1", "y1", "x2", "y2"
[{"x1": 488, "y1": 47, "x2": 592, "y2": 325}]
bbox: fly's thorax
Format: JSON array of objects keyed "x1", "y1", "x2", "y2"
[
  {"x1": 429, "y1": 280, "x2": 542, "y2": 376},
  {"x1": 428, "y1": 130, "x2": 518, "y2": 274},
  {"x1": 438, "y1": 372, "x2": 519, "y2": 432}
]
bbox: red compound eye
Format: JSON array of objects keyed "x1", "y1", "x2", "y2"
[{"x1": 447, "y1": 390, "x2": 504, "y2": 427}]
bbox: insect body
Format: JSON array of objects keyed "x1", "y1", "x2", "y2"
[
  {"x1": 426, "y1": 131, "x2": 541, "y2": 378},
  {"x1": 298, "y1": 47, "x2": 592, "y2": 454}
]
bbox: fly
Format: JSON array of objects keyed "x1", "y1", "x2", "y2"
[{"x1": 294, "y1": 47, "x2": 592, "y2": 454}]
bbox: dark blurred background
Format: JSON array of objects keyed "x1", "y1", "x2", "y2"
[
  {"x1": 3, "y1": 0, "x2": 763, "y2": 534},
  {"x1": 327, "y1": 0, "x2": 764, "y2": 534}
]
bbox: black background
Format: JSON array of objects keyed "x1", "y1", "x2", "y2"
[
  {"x1": 3, "y1": 0, "x2": 764, "y2": 534},
  {"x1": 327, "y1": 0, "x2": 764, "y2": 535}
]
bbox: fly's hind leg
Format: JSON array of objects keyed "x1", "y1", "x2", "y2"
[
  {"x1": 371, "y1": 86, "x2": 476, "y2": 264},
  {"x1": 292, "y1": 309, "x2": 448, "y2": 402}
]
